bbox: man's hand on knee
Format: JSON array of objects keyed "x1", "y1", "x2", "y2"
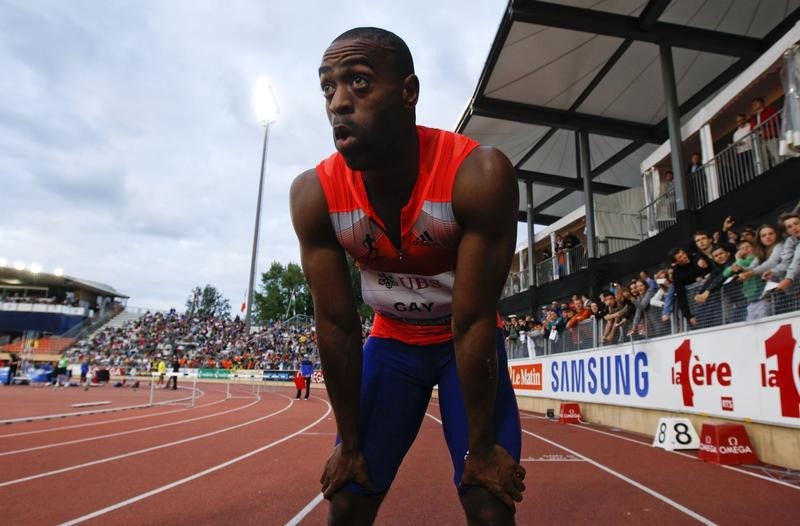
[
  {"x1": 460, "y1": 444, "x2": 526, "y2": 511},
  {"x1": 320, "y1": 444, "x2": 375, "y2": 499}
]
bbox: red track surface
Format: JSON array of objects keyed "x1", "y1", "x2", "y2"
[{"x1": 0, "y1": 382, "x2": 798, "y2": 525}]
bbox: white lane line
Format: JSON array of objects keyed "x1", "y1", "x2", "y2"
[
  {"x1": 559, "y1": 419, "x2": 800, "y2": 491},
  {"x1": 0, "y1": 396, "x2": 224, "y2": 439},
  {"x1": 522, "y1": 428, "x2": 716, "y2": 525},
  {"x1": 284, "y1": 493, "x2": 325, "y2": 526},
  {"x1": 0, "y1": 386, "x2": 202, "y2": 425},
  {"x1": 60, "y1": 399, "x2": 333, "y2": 526},
  {"x1": 0, "y1": 396, "x2": 295, "y2": 488},
  {"x1": 0, "y1": 398, "x2": 260, "y2": 456}
]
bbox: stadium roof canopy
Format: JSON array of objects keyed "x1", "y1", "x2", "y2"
[
  {"x1": 456, "y1": 0, "x2": 800, "y2": 225},
  {"x1": 0, "y1": 267, "x2": 128, "y2": 299}
]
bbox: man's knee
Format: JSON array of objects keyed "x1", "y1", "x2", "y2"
[
  {"x1": 329, "y1": 490, "x2": 384, "y2": 526},
  {"x1": 460, "y1": 487, "x2": 516, "y2": 526}
]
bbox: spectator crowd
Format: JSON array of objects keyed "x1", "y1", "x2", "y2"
[
  {"x1": 505, "y1": 208, "x2": 800, "y2": 358},
  {"x1": 65, "y1": 311, "x2": 328, "y2": 375}
]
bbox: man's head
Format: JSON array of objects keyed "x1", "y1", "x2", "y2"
[
  {"x1": 780, "y1": 211, "x2": 800, "y2": 238},
  {"x1": 693, "y1": 231, "x2": 711, "y2": 251},
  {"x1": 664, "y1": 170, "x2": 674, "y2": 181},
  {"x1": 669, "y1": 247, "x2": 690, "y2": 265},
  {"x1": 711, "y1": 245, "x2": 731, "y2": 265},
  {"x1": 319, "y1": 27, "x2": 418, "y2": 170},
  {"x1": 600, "y1": 291, "x2": 616, "y2": 307},
  {"x1": 752, "y1": 97, "x2": 765, "y2": 112},
  {"x1": 736, "y1": 113, "x2": 748, "y2": 127},
  {"x1": 690, "y1": 152, "x2": 702, "y2": 165},
  {"x1": 737, "y1": 239, "x2": 753, "y2": 257},
  {"x1": 740, "y1": 227, "x2": 755, "y2": 244}
]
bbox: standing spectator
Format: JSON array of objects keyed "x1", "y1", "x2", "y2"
[
  {"x1": 600, "y1": 291, "x2": 620, "y2": 343},
  {"x1": 629, "y1": 279, "x2": 657, "y2": 336},
  {"x1": 296, "y1": 354, "x2": 314, "y2": 400},
  {"x1": 56, "y1": 355, "x2": 70, "y2": 388},
  {"x1": 686, "y1": 153, "x2": 707, "y2": 206},
  {"x1": 80, "y1": 356, "x2": 90, "y2": 391},
  {"x1": 731, "y1": 113, "x2": 754, "y2": 184},
  {"x1": 5, "y1": 353, "x2": 18, "y2": 385},
  {"x1": 167, "y1": 356, "x2": 180, "y2": 390},
  {"x1": 694, "y1": 245, "x2": 735, "y2": 305},
  {"x1": 763, "y1": 212, "x2": 800, "y2": 298},
  {"x1": 157, "y1": 357, "x2": 167, "y2": 388},
  {"x1": 668, "y1": 248, "x2": 700, "y2": 328},
  {"x1": 739, "y1": 224, "x2": 784, "y2": 283},
  {"x1": 731, "y1": 240, "x2": 767, "y2": 320},
  {"x1": 691, "y1": 231, "x2": 714, "y2": 278},
  {"x1": 750, "y1": 97, "x2": 780, "y2": 168}
]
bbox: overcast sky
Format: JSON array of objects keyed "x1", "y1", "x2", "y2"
[{"x1": 1, "y1": 0, "x2": 511, "y2": 312}]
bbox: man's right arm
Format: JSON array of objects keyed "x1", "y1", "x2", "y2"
[{"x1": 290, "y1": 169, "x2": 364, "y2": 467}]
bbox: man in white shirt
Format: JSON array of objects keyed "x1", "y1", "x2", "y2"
[{"x1": 732, "y1": 113, "x2": 754, "y2": 182}]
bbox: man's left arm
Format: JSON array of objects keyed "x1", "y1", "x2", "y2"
[{"x1": 451, "y1": 146, "x2": 524, "y2": 509}]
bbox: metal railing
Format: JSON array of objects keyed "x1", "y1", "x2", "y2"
[
  {"x1": 689, "y1": 109, "x2": 784, "y2": 209},
  {"x1": 637, "y1": 190, "x2": 677, "y2": 239},
  {"x1": 515, "y1": 280, "x2": 800, "y2": 358},
  {"x1": 596, "y1": 236, "x2": 639, "y2": 256}
]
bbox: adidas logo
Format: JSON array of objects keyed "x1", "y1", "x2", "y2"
[{"x1": 413, "y1": 230, "x2": 438, "y2": 246}]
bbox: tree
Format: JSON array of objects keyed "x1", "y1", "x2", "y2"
[
  {"x1": 252, "y1": 259, "x2": 372, "y2": 325},
  {"x1": 253, "y1": 261, "x2": 313, "y2": 324},
  {"x1": 185, "y1": 285, "x2": 231, "y2": 318}
]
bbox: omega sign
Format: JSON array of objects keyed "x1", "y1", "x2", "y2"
[{"x1": 698, "y1": 435, "x2": 754, "y2": 455}]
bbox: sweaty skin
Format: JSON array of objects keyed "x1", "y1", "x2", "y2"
[{"x1": 290, "y1": 33, "x2": 525, "y2": 525}]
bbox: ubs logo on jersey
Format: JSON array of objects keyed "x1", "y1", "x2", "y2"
[
  {"x1": 413, "y1": 230, "x2": 439, "y2": 247},
  {"x1": 378, "y1": 273, "x2": 398, "y2": 289}
]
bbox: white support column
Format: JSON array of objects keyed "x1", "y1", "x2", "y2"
[{"x1": 699, "y1": 124, "x2": 720, "y2": 202}]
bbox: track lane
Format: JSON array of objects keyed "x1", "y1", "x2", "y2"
[{"x1": 523, "y1": 417, "x2": 800, "y2": 524}]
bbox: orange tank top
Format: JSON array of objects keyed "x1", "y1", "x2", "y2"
[{"x1": 316, "y1": 126, "x2": 478, "y2": 344}]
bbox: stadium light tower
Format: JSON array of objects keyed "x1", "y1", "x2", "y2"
[{"x1": 244, "y1": 76, "x2": 279, "y2": 335}]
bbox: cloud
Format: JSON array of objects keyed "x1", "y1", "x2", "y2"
[{"x1": 0, "y1": 0, "x2": 507, "y2": 311}]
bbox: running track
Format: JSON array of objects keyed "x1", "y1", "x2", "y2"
[{"x1": 0, "y1": 382, "x2": 797, "y2": 525}]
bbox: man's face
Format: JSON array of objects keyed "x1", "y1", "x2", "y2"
[
  {"x1": 784, "y1": 217, "x2": 800, "y2": 238},
  {"x1": 602, "y1": 294, "x2": 615, "y2": 307},
  {"x1": 741, "y1": 230, "x2": 755, "y2": 243},
  {"x1": 736, "y1": 115, "x2": 747, "y2": 127},
  {"x1": 712, "y1": 248, "x2": 730, "y2": 265},
  {"x1": 694, "y1": 234, "x2": 710, "y2": 251},
  {"x1": 738, "y1": 242, "x2": 752, "y2": 257},
  {"x1": 673, "y1": 250, "x2": 690, "y2": 265},
  {"x1": 691, "y1": 154, "x2": 701, "y2": 164},
  {"x1": 752, "y1": 99, "x2": 764, "y2": 112},
  {"x1": 319, "y1": 38, "x2": 414, "y2": 169}
]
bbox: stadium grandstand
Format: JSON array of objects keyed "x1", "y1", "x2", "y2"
[
  {"x1": 455, "y1": 1, "x2": 800, "y2": 469},
  {"x1": 0, "y1": 265, "x2": 128, "y2": 365}
]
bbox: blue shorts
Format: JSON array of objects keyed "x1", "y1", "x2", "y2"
[{"x1": 341, "y1": 329, "x2": 521, "y2": 495}]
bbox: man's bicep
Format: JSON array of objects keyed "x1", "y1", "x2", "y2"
[
  {"x1": 451, "y1": 148, "x2": 519, "y2": 325},
  {"x1": 290, "y1": 170, "x2": 358, "y2": 326}
]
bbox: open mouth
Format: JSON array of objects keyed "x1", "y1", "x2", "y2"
[{"x1": 333, "y1": 125, "x2": 356, "y2": 149}]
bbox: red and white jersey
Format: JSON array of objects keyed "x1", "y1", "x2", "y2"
[{"x1": 316, "y1": 126, "x2": 478, "y2": 344}]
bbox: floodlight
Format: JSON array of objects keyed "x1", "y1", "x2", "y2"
[{"x1": 253, "y1": 76, "x2": 280, "y2": 125}]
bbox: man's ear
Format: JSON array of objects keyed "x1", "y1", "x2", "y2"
[{"x1": 402, "y1": 74, "x2": 419, "y2": 108}]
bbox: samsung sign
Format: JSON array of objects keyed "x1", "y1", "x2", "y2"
[{"x1": 550, "y1": 352, "x2": 649, "y2": 397}]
